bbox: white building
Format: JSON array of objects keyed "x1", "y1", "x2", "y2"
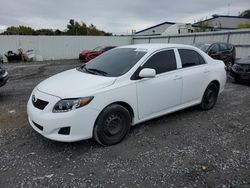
[
  {"x1": 135, "y1": 21, "x2": 175, "y2": 36},
  {"x1": 162, "y1": 23, "x2": 194, "y2": 36},
  {"x1": 193, "y1": 15, "x2": 250, "y2": 31}
]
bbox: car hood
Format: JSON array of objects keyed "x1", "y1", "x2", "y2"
[
  {"x1": 237, "y1": 57, "x2": 250, "y2": 65},
  {"x1": 37, "y1": 69, "x2": 116, "y2": 98}
]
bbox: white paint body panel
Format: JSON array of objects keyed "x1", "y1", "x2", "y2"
[{"x1": 27, "y1": 43, "x2": 226, "y2": 142}]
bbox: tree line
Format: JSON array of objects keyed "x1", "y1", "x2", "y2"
[{"x1": 1, "y1": 19, "x2": 112, "y2": 36}]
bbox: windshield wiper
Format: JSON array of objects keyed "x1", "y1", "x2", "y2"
[
  {"x1": 77, "y1": 65, "x2": 107, "y2": 76},
  {"x1": 77, "y1": 64, "x2": 96, "y2": 75},
  {"x1": 87, "y1": 68, "x2": 108, "y2": 76}
]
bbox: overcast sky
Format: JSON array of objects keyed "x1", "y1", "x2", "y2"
[{"x1": 0, "y1": 0, "x2": 249, "y2": 34}]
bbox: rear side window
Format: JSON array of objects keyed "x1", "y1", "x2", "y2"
[
  {"x1": 179, "y1": 49, "x2": 206, "y2": 68},
  {"x1": 142, "y1": 50, "x2": 177, "y2": 74}
]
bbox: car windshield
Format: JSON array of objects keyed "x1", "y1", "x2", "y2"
[
  {"x1": 78, "y1": 48, "x2": 147, "y2": 77},
  {"x1": 194, "y1": 43, "x2": 211, "y2": 52},
  {"x1": 93, "y1": 46, "x2": 103, "y2": 51}
]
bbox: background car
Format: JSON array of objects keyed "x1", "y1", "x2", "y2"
[
  {"x1": 230, "y1": 57, "x2": 250, "y2": 82},
  {"x1": 194, "y1": 42, "x2": 236, "y2": 70},
  {"x1": 28, "y1": 44, "x2": 226, "y2": 146},
  {"x1": 79, "y1": 46, "x2": 116, "y2": 62},
  {"x1": 0, "y1": 64, "x2": 8, "y2": 87}
]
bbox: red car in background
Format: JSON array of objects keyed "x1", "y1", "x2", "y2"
[
  {"x1": 79, "y1": 46, "x2": 116, "y2": 62},
  {"x1": 194, "y1": 42, "x2": 236, "y2": 70}
]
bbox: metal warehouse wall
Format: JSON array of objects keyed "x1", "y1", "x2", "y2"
[
  {"x1": 0, "y1": 35, "x2": 132, "y2": 61},
  {"x1": 133, "y1": 29, "x2": 250, "y2": 58}
]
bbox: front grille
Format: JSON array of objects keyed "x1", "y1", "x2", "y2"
[
  {"x1": 33, "y1": 121, "x2": 43, "y2": 131},
  {"x1": 32, "y1": 98, "x2": 49, "y2": 110},
  {"x1": 236, "y1": 64, "x2": 250, "y2": 72}
]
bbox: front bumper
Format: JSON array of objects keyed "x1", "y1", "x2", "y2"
[
  {"x1": 230, "y1": 69, "x2": 250, "y2": 82},
  {"x1": 0, "y1": 71, "x2": 8, "y2": 87},
  {"x1": 27, "y1": 88, "x2": 100, "y2": 142}
]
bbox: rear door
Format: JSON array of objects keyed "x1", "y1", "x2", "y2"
[
  {"x1": 136, "y1": 49, "x2": 182, "y2": 119},
  {"x1": 177, "y1": 49, "x2": 211, "y2": 104}
]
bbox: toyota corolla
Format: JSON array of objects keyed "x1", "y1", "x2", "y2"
[{"x1": 27, "y1": 44, "x2": 226, "y2": 146}]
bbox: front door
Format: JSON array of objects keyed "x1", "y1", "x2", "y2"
[{"x1": 136, "y1": 49, "x2": 182, "y2": 119}]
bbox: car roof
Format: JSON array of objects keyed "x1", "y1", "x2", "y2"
[
  {"x1": 194, "y1": 42, "x2": 233, "y2": 45},
  {"x1": 118, "y1": 43, "x2": 197, "y2": 51}
]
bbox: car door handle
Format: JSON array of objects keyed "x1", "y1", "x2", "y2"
[
  {"x1": 173, "y1": 75, "x2": 182, "y2": 80},
  {"x1": 203, "y1": 69, "x2": 210, "y2": 73}
]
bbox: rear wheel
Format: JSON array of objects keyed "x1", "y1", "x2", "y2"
[
  {"x1": 93, "y1": 104, "x2": 131, "y2": 146},
  {"x1": 199, "y1": 83, "x2": 219, "y2": 110}
]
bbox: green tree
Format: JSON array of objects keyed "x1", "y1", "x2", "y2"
[
  {"x1": 239, "y1": 23, "x2": 250, "y2": 29},
  {"x1": 35, "y1": 29, "x2": 55, "y2": 35},
  {"x1": 194, "y1": 21, "x2": 210, "y2": 32},
  {"x1": 3, "y1": 26, "x2": 35, "y2": 35},
  {"x1": 54, "y1": 29, "x2": 63, "y2": 35},
  {"x1": 66, "y1": 19, "x2": 112, "y2": 36},
  {"x1": 240, "y1": 9, "x2": 250, "y2": 18},
  {"x1": 0, "y1": 20, "x2": 112, "y2": 36}
]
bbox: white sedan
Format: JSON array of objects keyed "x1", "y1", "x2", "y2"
[{"x1": 27, "y1": 44, "x2": 226, "y2": 146}]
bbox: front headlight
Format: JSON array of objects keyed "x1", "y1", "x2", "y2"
[
  {"x1": 53, "y1": 96, "x2": 94, "y2": 113},
  {"x1": 232, "y1": 64, "x2": 240, "y2": 71}
]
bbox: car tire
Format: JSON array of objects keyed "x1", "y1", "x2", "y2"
[
  {"x1": 199, "y1": 83, "x2": 219, "y2": 110},
  {"x1": 93, "y1": 104, "x2": 131, "y2": 146}
]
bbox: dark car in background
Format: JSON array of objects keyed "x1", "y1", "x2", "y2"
[
  {"x1": 0, "y1": 63, "x2": 8, "y2": 87},
  {"x1": 194, "y1": 42, "x2": 236, "y2": 69},
  {"x1": 230, "y1": 57, "x2": 250, "y2": 83},
  {"x1": 79, "y1": 46, "x2": 116, "y2": 62}
]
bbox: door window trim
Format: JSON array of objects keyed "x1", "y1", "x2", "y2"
[
  {"x1": 177, "y1": 48, "x2": 207, "y2": 69},
  {"x1": 130, "y1": 48, "x2": 179, "y2": 80}
]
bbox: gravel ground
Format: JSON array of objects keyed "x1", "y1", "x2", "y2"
[{"x1": 0, "y1": 60, "x2": 249, "y2": 188}]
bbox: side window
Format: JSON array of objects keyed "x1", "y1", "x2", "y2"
[
  {"x1": 219, "y1": 43, "x2": 228, "y2": 51},
  {"x1": 142, "y1": 50, "x2": 177, "y2": 74},
  {"x1": 210, "y1": 44, "x2": 219, "y2": 53},
  {"x1": 178, "y1": 49, "x2": 205, "y2": 68},
  {"x1": 227, "y1": 44, "x2": 233, "y2": 50}
]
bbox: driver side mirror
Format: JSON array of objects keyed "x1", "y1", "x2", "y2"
[{"x1": 139, "y1": 68, "x2": 156, "y2": 78}]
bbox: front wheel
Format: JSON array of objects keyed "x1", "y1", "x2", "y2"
[
  {"x1": 93, "y1": 104, "x2": 131, "y2": 146},
  {"x1": 199, "y1": 83, "x2": 219, "y2": 110}
]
